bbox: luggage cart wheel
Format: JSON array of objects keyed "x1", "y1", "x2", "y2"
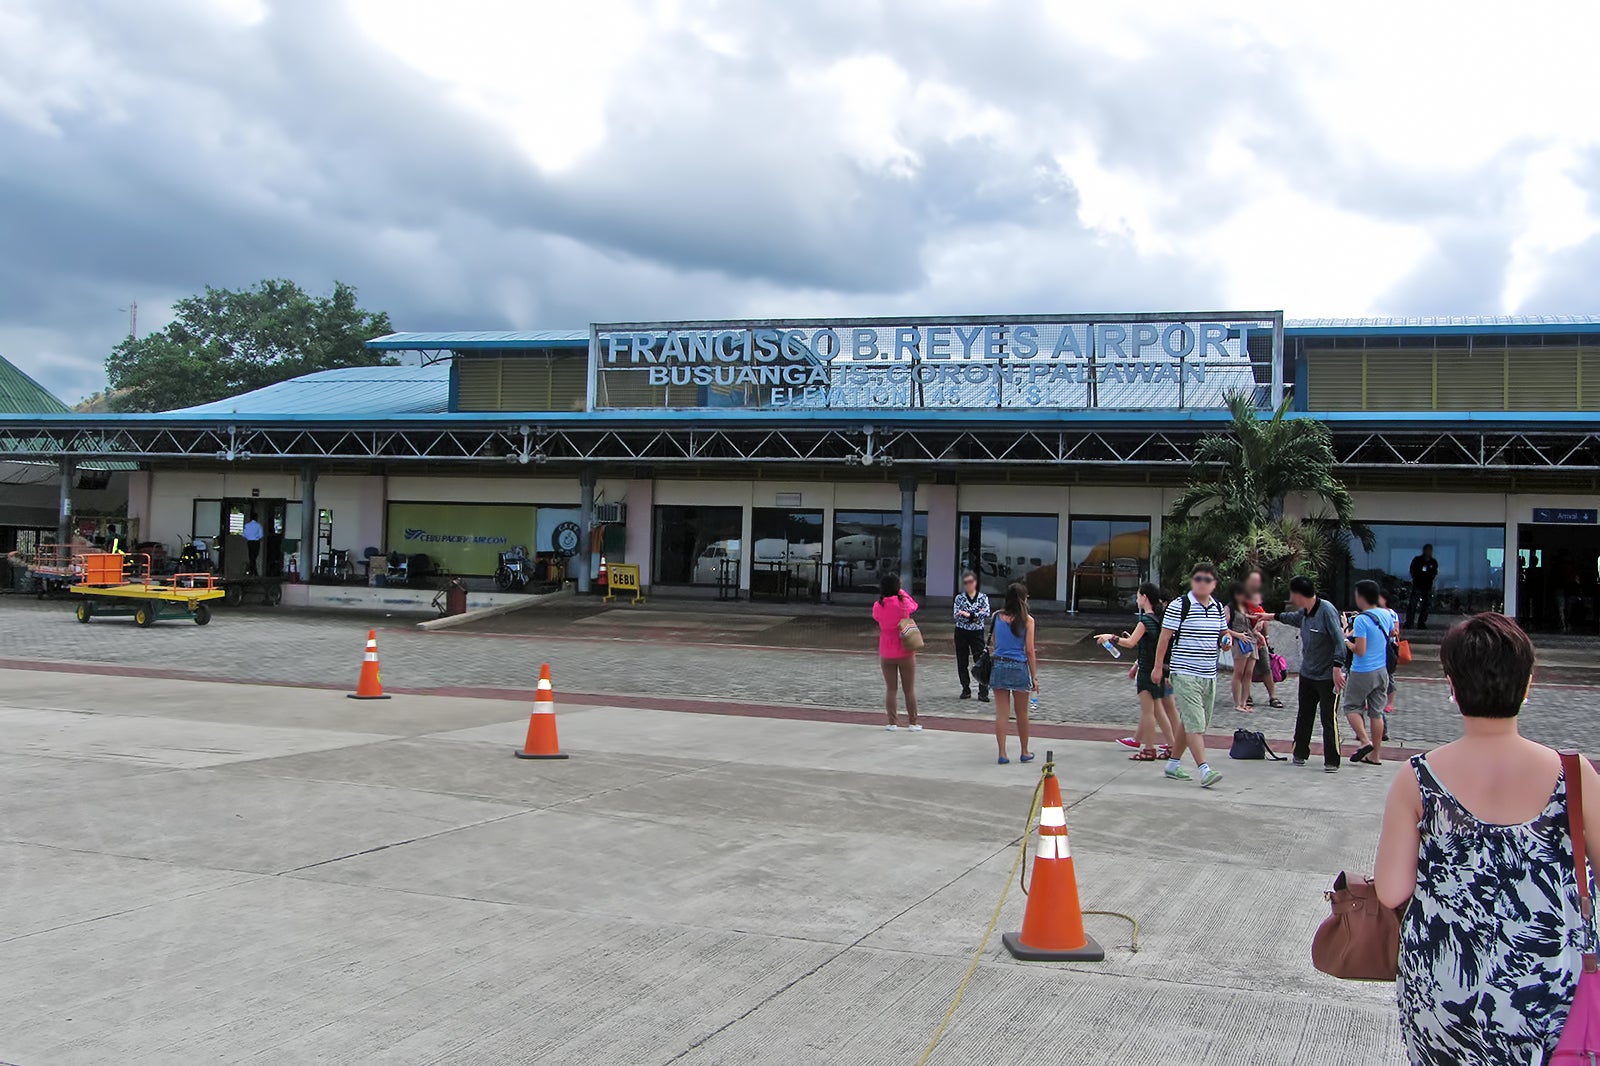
[
  {"x1": 135, "y1": 604, "x2": 155, "y2": 628},
  {"x1": 75, "y1": 600, "x2": 93, "y2": 624},
  {"x1": 193, "y1": 603, "x2": 211, "y2": 626}
]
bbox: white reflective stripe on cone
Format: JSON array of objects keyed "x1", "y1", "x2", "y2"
[
  {"x1": 1036, "y1": 834, "x2": 1071, "y2": 860},
  {"x1": 532, "y1": 707, "x2": 556, "y2": 715},
  {"x1": 537, "y1": 680, "x2": 552, "y2": 690},
  {"x1": 1039, "y1": 806, "x2": 1066, "y2": 828},
  {"x1": 363, "y1": 653, "x2": 378, "y2": 662}
]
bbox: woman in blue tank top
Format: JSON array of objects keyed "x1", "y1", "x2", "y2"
[{"x1": 988, "y1": 582, "x2": 1037, "y2": 765}]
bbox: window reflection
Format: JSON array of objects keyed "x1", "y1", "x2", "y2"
[
  {"x1": 831, "y1": 511, "x2": 927, "y2": 594},
  {"x1": 1335, "y1": 522, "x2": 1505, "y2": 616},
  {"x1": 752, "y1": 509, "x2": 825, "y2": 599},
  {"x1": 960, "y1": 513, "x2": 1059, "y2": 599},
  {"x1": 654, "y1": 506, "x2": 742, "y2": 586},
  {"x1": 1068, "y1": 517, "x2": 1151, "y2": 611}
]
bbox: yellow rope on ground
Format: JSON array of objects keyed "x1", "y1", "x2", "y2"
[
  {"x1": 919, "y1": 758, "x2": 1148, "y2": 1064},
  {"x1": 916, "y1": 770, "x2": 1043, "y2": 1066}
]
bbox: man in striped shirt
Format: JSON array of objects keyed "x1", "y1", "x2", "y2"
[{"x1": 1152, "y1": 561, "x2": 1231, "y2": 788}]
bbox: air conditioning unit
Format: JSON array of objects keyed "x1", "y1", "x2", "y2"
[{"x1": 594, "y1": 502, "x2": 627, "y2": 524}]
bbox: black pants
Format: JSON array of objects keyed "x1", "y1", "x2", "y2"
[
  {"x1": 1406, "y1": 587, "x2": 1432, "y2": 629},
  {"x1": 246, "y1": 539, "x2": 261, "y2": 575},
  {"x1": 955, "y1": 628, "x2": 988, "y2": 695},
  {"x1": 1294, "y1": 676, "x2": 1340, "y2": 767}
]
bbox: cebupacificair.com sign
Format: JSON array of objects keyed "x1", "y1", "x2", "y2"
[
  {"x1": 591, "y1": 313, "x2": 1281, "y2": 411},
  {"x1": 384, "y1": 503, "x2": 535, "y2": 575}
]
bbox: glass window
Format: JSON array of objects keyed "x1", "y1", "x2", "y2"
[
  {"x1": 1515, "y1": 524, "x2": 1599, "y2": 632},
  {"x1": 831, "y1": 511, "x2": 928, "y2": 594},
  {"x1": 752, "y1": 508, "x2": 825, "y2": 599},
  {"x1": 1068, "y1": 516, "x2": 1151, "y2": 611},
  {"x1": 1335, "y1": 522, "x2": 1506, "y2": 618},
  {"x1": 960, "y1": 513, "x2": 1059, "y2": 599},
  {"x1": 654, "y1": 505, "x2": 742, "y2": 586}
]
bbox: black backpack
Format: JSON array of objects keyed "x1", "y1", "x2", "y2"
[
  {"x1": 1361, "y1": 610, "x2": 1400, "y2": 673},
  {"x1": 1161, "y1": 595, "x2": 1193, "y2": 668}
]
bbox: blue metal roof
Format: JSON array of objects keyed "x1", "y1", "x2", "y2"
[
  {"x1": 1287, "y1": 315, "x2": 1600, "y2": 336},
  {"x1": 171, "y1": 364, "x2": 450, "y2": 416},
  {"x1": 366, "y1": 330, "x2": 589, "y2": 351},
  {"x1": 13, "y1": 407, "x2": 1600, "y2": 433}
]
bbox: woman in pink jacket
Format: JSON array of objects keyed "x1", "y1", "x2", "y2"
[{"x1": 871, "y1": 574, "x2": 922, "y2": 731}]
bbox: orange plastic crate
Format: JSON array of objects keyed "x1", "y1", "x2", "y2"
[{"x1": 81, "y1": 553, "x2": 125, "y2": 586}]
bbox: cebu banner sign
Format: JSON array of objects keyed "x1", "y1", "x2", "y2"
[{"x1": 590, "y1": 312, "x2": 1282, "y2": 412}]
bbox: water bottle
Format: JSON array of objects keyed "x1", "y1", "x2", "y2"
[
  {"x1": 1101, "y1": 639, "x2": 1122, "y2": 659},
  {"x1": 1030, "y1": 692, "x2": 1040, "y2": 712}
]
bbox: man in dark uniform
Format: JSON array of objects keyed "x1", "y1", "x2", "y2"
[{"x1": 1407, "y1": 543, "x2": 1439, "y2": 630}]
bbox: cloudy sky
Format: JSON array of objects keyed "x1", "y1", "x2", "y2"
[{"x1": 3, "y1": 0, "x2": 1599, "y2": 402}]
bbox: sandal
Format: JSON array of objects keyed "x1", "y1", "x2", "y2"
[
  {"x1": 1130, "y1": 748, "x2": 1158, "y2": 761},
  {"x1": 1268, "y1": 698, "x2": 1285, "y2": 709}
]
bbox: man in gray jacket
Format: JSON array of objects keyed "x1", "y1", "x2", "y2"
[{"x1": 1271, "y1": 575, "x2": 1348, "y2": 772}]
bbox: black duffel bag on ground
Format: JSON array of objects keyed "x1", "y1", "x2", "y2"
[{"x1": 1230, "y1": 729, "x2": 1284, "y2": 761}]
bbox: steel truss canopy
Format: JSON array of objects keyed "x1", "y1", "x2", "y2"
[{"x1": 5, "y1": 413, "x2": 1600, "y2": 472}]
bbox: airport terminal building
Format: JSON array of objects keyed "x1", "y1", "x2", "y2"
[{"x1": 5, "y1": 311, "x2": 1600, "y2": 630}]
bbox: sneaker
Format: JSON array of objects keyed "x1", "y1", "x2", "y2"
[
  {"x1": 1291, "y1": 758, "x2": 1307, "y2": 767},
  {"x1": 1164, "y1": 766, "x2": 1192, "y2": 781},
  {"x1": 1201, "y1": 768, "x2": 1224, "y2": 788},
  {"x1": 907, "y1": 724, "x2": 924, "y2": 732},
  {"x1": 959, "y1": 690, "x2": 972, "y2": 700},
  {"x1": 977, "y1": 693, "x2": 990, "y2": 703},
  {"x1": 1324, "y1": 764, "x2": 1339, "y2": 773},
  {"x1": 885, "y1": 724, "x2": 898, "y2": 731},
  {"x1": 1116, "y1": 737, "x2": 1142, "y2": 750}
]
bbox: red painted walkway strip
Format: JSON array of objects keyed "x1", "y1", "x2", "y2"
[{"x1": 0, "y1": 655, "x2": 1419, "y2": 758}]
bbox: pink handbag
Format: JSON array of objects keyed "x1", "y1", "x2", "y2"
[
  {"x1": 1268, "y1": 650, "x2": 1289, "y2": 683},
  {"x1": 1554, "y1": 750, "x2": 1600, "y2": 1062}
]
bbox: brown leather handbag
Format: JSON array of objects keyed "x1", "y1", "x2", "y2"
[{"x1": 1311, "y1": 871, "x2": 1402, "y2": 981}]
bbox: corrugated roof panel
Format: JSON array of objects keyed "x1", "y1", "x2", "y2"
[
  {"x1": 0, "y1": 353, "x2": 71, "y2": 414},
  {"x1": 170, "y1": 364, "x2": 450, "y2": 416},
  {"x1": 1289, "y1": 315, "x2": 1600, "y2": 331},
  {"x1": 366, "y1": 330, "x2": 589, "y2": 350}
]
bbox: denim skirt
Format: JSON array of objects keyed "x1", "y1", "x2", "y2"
[{"x1": 989, "y1": 657, "x2": 1033, "y2": 692}]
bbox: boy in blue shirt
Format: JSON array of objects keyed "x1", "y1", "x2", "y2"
[{"x1": 1343, "y1": 580, "x2": 1394, "y2": 764}]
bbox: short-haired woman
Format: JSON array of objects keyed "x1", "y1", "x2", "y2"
[
  {"x1": 1375, "y1": 613, "x2": 1599, "y2": 1064},
  {"x1": 871, "y1": 574, "x2": 921, "y2": 731},
  {"x1": 989, "y1": 582, "x2": 1037, "y2": 764}
]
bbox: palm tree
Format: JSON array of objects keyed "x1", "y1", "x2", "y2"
[{"x1": 1160, "y1": 393, "x2": 1371, "y2": 596}]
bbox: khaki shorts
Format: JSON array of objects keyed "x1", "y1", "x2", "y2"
[
  {"x1": 1343, "y1": 669, "x2": 1389, "y2": 721},
  {"x1": 1172, "y1": 673, "x2": 1218, "y2": 734}
]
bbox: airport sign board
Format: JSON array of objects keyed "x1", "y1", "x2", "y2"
[{"x1": 590, "y1": 312, "x2": 1282, "y2": 412}]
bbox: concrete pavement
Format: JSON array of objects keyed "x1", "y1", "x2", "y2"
[{"x1": 0, "y1": 666, "x2": 1403, "y2": 1064}]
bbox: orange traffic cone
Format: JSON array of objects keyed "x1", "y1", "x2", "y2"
[
  {"x1": 514, "y1": 663, "x2": 568, "y2": 760},
  {"x1": 347, "y1": 629, "x2": 391, "y2": 700},
  {"x1": 1002, "y1": 757, "x2": 1104, "y2": 962}
]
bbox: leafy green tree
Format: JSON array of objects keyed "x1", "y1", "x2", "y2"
[
  {"x1": 1158, "y1": 393, "x2": 1373, "y2": 599},
  {"x1": 106, "y1": 280, "x2": 395, "y2": 411}
]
